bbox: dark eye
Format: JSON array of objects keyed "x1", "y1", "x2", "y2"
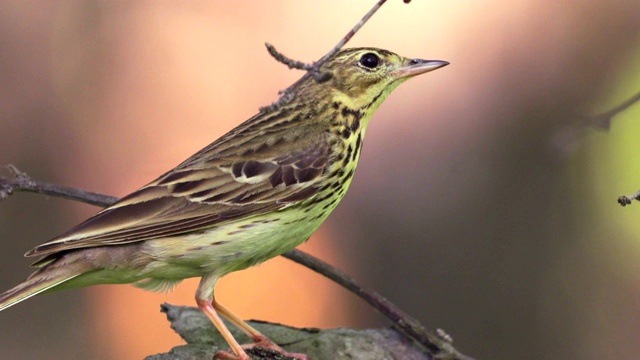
[{"x1": 359, "y1": 53, "x2": 380, "y2": 69}]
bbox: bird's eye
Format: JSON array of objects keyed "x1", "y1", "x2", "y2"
[{"x1": 359, "y1": 53, "x2": 380, "y2": 69}]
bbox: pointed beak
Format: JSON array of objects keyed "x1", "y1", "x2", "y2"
[{"x1": 394, "y1": 59, "x2": 449, "y2": 78}]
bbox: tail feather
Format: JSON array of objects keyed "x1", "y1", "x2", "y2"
[{"x1": 0, "y1": 262, "x2": 87, "y2": 312}]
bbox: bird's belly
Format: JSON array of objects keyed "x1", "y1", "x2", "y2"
[{"x1": 141, "y1": 207, "x2": 330, "y2": 278}]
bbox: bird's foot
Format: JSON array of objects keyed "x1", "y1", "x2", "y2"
[
  {"x1": 247, "y1": 334, "x2": 308, "y2": 359},
  {"x1": 212, "y1": 335, "x2": 308, "y2": 360},
  {"x1": 213, "y1": 349, "x2": 249, "y2": 360},
  {"x1": 213, "y1": 348, "x2": 307, "y2": 360}
]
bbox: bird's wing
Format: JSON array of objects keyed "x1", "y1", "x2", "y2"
[{"x1": 27, "y1": 127, "x2": 333, "y2": 258}]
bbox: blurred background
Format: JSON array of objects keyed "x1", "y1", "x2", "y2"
[{"x1": 1, "y1": 1, "x2": 640, "y2": 359}]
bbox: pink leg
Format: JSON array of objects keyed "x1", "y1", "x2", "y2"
[
  {"x1": 214, "y1": 299, "x2": 309, "y2": 360},
  {"x1": 196, "y1": 275, "x2": 250, "y2": 360},
  {"x1": 196, "y1": 274, "x2": 309, "y2": 360}
]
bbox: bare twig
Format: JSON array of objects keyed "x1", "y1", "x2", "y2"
[
  {"x1": 264, "y1": 43, "x2": 314, "y2": 71},
  {"x1": 0, "y1": 166, "x2": 472, "y2": 359},
  {"x1": 313, "y1": 0, "x2": 389, "y2": 66},
  {"x1": 260, "y1": 0, "x2": 400, "y2": 112},
  {"x1": 550, "y1": 90, "x2": 640, "y2": 201},
  {"x1": 264, "y1": 43, "x2": 332, "y2": 84},
  {"x1": 591, "y1": 90, "x2": 640, "y2": 130},
  {"x1": 552, "y1": 89, "x2": 640, "y2": 157},
  {"x1": 283, "y1": 249, "x2": 474, "y2": 360},
  {"x1": 0, "y1": 165, "x2": 118, "y2": 206}
]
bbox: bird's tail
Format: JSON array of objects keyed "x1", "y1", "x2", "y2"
[{"x1": 0, "y1": 256, "x2": 90, "y2": 312}]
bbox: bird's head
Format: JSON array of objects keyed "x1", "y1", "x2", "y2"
[{"x1": 317, "y1": 47, "x2": 448, "y2": 111}]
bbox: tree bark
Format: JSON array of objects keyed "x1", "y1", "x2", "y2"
[{"x1": 145, "y1": 304, "x2": 466, "y2": 360}]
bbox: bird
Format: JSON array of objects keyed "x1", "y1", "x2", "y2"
[{"x1": 0, "y1": 47, "x2": 448, "y2": 359}]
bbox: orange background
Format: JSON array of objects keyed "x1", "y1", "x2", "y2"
[{"x1": 1, "y1": 1, "x2": 640, "y2": 360}]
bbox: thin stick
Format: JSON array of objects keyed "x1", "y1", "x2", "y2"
[
  {"x1": 314, "y1": 0, "x2": 388, "y2": 66},
  {"x1": 260, "y1": 0, "x2": 392, "y2": 112},
  {"x1": 265, "y1": 43, "x2": 314, "y2": 71},
  {"x1": 591, "y1": 90, "x2": 640, "y2": 130},
  {"x1": 283, "y1": 249, "x2": 474, "y2": 360},
  {"x1": 1, "y1": 165, "x2": 118, "y2": 206}
]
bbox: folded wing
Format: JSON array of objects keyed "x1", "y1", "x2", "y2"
[{"x1": 27, "y1": 126, "x2": 332, "y2": 258}]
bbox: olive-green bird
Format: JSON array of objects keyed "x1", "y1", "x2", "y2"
[{"x1": 0, "y1": 48, "x2": 447, "y2": 359}]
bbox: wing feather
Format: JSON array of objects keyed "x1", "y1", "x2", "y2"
[{"x1": 26, "y1": 126, "x2": 333, "y2": 258}]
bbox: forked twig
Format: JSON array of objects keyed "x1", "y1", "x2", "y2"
[
  {"x1": 264, "y1": 43, "x2": 314, "y2": 71},
  {"x1": 260, "y1": 0, "x2": 406, "y2": 112},
  {"x1": 0, "y1": 165, "x2": 118, "y2": 206},
  {"x1": 591, "y1": 90, "x2": 640, "y2": 130}
]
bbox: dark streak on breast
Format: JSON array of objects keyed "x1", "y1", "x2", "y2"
[
  {"x1": 322, "y1": 199, "x2": 338, "y2": 210},
  {"x1": 345, "y1": 169, "x2": 354, "y2": 179},
  {"x1": 353, "y1": 133, "x2": 362, "y2": 161},
  {"x1": 310, "y1": 192, "x2": 333, "y2": 204},
  {"x1": 339, "y1": 107, "x2": 363, "y2": 134},
  {"x1": 365, "y1": 90, "x2": 385, "y2": 110},
  {"x1": 307, "y1": 213, "x2": 325, "y2": 221}
]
